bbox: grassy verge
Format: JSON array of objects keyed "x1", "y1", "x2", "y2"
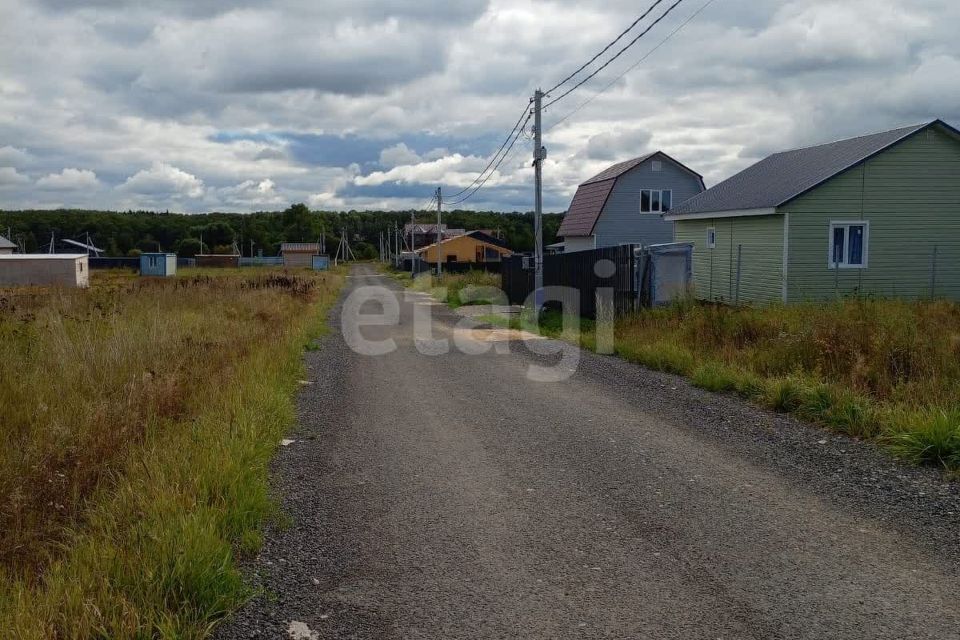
[
  {"x1": 487, "y1": 298, "x2": 960, "y2": 473},
  {"x1": 0, "y1": 267, "x2": 343, "y2": 638},
  {"x1": 384, "y1": 266, "x2": 501, "y2": 309}
]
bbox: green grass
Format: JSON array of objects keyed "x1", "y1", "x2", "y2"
[
  {"x1": 886, "y1": 409, "x2": 960, "y2": 468},
  {"x1": 0, "y1": 268, "x2": 343, "y2": 638}
]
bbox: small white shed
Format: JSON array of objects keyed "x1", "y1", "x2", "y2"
[{"x1": 0, "y1": 254, "x2": 90, "y2": 288}]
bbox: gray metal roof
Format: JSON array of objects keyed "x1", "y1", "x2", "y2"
[
  {"x1": 0, "y1": 235, "x2": 15, "y2": 249},
  {"x1": 669, "y1": 120, "x2": 955, "y2": 216}
]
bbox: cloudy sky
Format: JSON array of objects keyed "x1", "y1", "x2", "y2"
[{"x1": 0, "y1": 0, "x2": 957, "y2": 213}]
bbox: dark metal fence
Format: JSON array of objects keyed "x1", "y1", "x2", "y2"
[
  {"x1": 89, "y1": 257, "x2": 138, "y2": 269},
  {"x1": 438, "y1": 261, "x2": 503, "y2": 274},
  {"x1": 502, "y1": 245, "x2": 638, "y2": 318}
]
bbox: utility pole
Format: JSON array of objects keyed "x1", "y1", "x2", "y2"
[
  {"x1": 532, "y1": 88, "x2": 545, "y2": 313},
  {"x1": 436, "y1": 187, "x2": 443, "y2": 277},
  {"x1": 409, "y1": 210, "x2": 416, "y2": 275}
]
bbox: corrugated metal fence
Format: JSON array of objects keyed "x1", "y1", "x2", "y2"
[{"x1": 502, "y1": 245, "x2": 638, "y2": 318}]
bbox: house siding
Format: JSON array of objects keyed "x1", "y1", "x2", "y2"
[
  {"x1": 419, "y1": 234, "x2": 511, "y2": 263},
  {"x1": 564, "y1": 236, "x2": 596, "y2": 253},
  {"x1": 675, "y1": 214, "x2": 785, "y2": 304},
  {"x1": 784, "y1": 126, "x2": 960, "y2": 302},
  {"x1": 593, "y1": 158, "x2": 703, "y2": 248}
]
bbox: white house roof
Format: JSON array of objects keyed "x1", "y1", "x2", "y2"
[
  {"x1": 0, "y1": 235, "x2": 15, "y2": 249},
  {"x1": 0, "y1": 253, "x2": 87, "y2": 260}
]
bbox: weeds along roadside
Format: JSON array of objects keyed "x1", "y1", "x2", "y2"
[
  {"x1": 0, "y1": 267, "x2": 344, "y2": 638},
  {"x1": 462, "y1": 291, "x2": 960, "y2": 475}
]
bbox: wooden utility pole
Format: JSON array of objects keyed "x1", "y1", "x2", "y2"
[
  {"x1": 436, "y1": 187, "x2": 443, "y2": 277},
  {"x1": 409, "y1": 211, "x2": 416, "y2": 275}
]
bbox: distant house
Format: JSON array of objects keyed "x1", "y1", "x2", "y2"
[
  {"x1": 416, "y1": 230, "x2": 512, "y2": 265},
  {"x1": 281, "y1": 242, "x2": 321, "y2": 268},
  {"x1": 0, "y1": 236, "x2": 15, "y2": 255},
  {"x1": 404, "y1": 224, "x2": 465, "y2": 249},
  {"x1": 557, "y1": 151, "x2": 705, "y2": 253},
  {"x1": 667, "y1": 119, "x2": 960, "y2": 304}
]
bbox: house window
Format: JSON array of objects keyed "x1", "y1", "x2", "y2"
[
  {"x1": 707, "y1": 227, "x2": 717, "y2": 249},
  {"x1": 828, "y1": 221, "x2": 869, "y2": 268},
  {"x1": 640, "y1": 189, "x2": 673, "y2": 213},
  {"x1": 652, "y1": 160, "x2": 663, "y2": 172}
]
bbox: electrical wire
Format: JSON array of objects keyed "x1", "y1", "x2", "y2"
[
  {"x1": 546, "y1": 0, "x2": 718, "y2": 132},
  {"x1": 443, "y1": 111, "x2": 531, "y2": 207},
  {"x1": 542, "y1": 0, "x2": 686, "y2": 110},
  {"x1": 443, "y1": 103, "x2": 531, "y2": 199},
  {"x1": 543, "y1": 0, "x2": 668, "y2": 97}
]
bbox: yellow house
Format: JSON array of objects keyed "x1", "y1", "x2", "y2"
[{"x1": 416, "y1": 230, "x2": 512, "y2": 264}]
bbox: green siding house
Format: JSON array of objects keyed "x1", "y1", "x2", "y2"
[{"x1": 665, "y1": 120, "x2": 960, "y2": 304}]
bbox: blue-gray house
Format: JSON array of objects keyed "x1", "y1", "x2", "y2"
[
  {"x1": 140, "y1": 252, "x2": 177, "y2": 277},
  {"x1": 557, "y1": 151, "x2": 705, "y2": 252}
]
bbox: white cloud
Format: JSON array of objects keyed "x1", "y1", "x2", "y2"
[
  {"x1": 0, "y1": 146, "x2": 31, "y2": 166},
  {"x1": 216, "y1": 178, "x2": 285, "y2": 208},
  {"x1": 36, "y1": 168, "x2": 100, "y2": 190},
  {"x1": 0, "y1": 167, "x2": 30, "y2": 187},
  {"x1": 379, "y1": 142, "x2": 421, "y2": 168},
  {"x1": 119, "y1": 162, "x2": 204, "y2": 198}
]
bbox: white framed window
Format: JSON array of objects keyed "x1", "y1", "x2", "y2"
[
  {"x1": 707, "y1": 227, "x2": 717, "y2": 249},
  {"x1": 640, "y1": 189, "x2": 673, "y2": 213},
  {"x1": 652, "y1": 160, "x2": 663, "y2": 172},
  {"x1": 828, "y1": 221, "x2": 869, "y2": 268}
]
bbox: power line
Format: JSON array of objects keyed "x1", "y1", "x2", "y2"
[
  {"x1": 542, "y1": 0, "x2": 686, "y2": 110},
  {"x1": 443, "y1": 111, "x2": 531, "y2": 207},
  {"x1": 544, "y1": 0, "x2": 668, "y2": 96},
  {"x1": 547, "y1": 0, "x2": 718, "y2": 132},
  {"x1": 444, "y1": 103, "x2": 531, "y2": 199}
]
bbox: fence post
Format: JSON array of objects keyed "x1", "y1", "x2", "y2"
[
  {"x1": 930, "y1": 244, "x2": 938, "y2": 300},
  {"x1": 734, "y1": 243, "x2": 742, "y2": 306}
]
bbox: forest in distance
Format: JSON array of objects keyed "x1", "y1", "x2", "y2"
[{"x1": 0, "y1": 204, "x2": 563, "y2": 258}]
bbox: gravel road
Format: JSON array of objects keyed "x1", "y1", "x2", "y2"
[{"x1": 215, "y1": 265, "x2": 960, "y2": 640}]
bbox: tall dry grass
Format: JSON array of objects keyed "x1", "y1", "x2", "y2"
[
  {"x1": 0, "y1": 268, "x2": 341, "y2": 637},
  {"x1": 615, "y1": 298, "x2": 960, "y2": 467}
]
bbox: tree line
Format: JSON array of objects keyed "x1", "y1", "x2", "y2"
[{"x1": 0, "y1": 204, "x2": 563, "y2": 258}]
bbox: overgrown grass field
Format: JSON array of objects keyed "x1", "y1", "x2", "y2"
[{"x1": 0, "y1": 267, "x2": 342, "y2": 638}]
